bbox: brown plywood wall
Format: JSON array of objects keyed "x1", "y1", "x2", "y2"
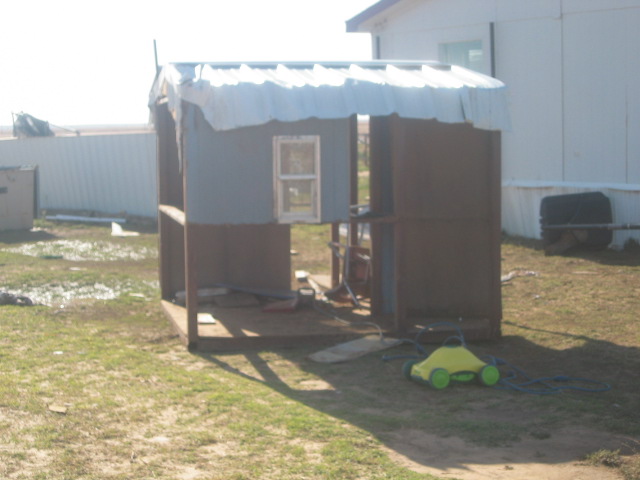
[
  {"x1": 392, "y1": 120, "x2": 492, "y2": 221},
  {"x1": 368, "y1": 116, "x2": 501, "y2": 332},
  {"x1": 190, "y1": 224, "x2": 291, "y2": 292},
  {"x1": 391, "y1": 117, "x2": 501, "y2": 325},
  {"x1": 159, "y1": 217, "x2": 186, "y2": 299}
]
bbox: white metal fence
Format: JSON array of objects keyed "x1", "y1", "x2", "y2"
[{"x1": 0, "y1": 132, "x2": 157, "y2": 218}]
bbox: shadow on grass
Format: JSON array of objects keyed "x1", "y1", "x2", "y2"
[
  {"x1": 0, "y1": 228, "x2": 57, "y2": 245},
  {"x1": 196, "y1": 323, "x2": 640, "y2": 474},
  {"x1": 564, "y1": 248, "x2": 640, "y2": 267},
  {"x1": 503, "y1": 233, "x2": 640, "y2": 267}
]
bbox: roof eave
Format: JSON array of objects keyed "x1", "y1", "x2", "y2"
[{"x1": 346, "y1": 0, "x2": 404, "y2": 32}]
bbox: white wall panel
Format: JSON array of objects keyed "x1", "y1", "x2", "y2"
[
  {"x1": 383, "y1": 31, "x2": 431, "y2": 59},
  {"x1": 496, "y1": 0, "x2": 560, "y2": 22},
  {"x1": 0, "y1": 133, "x2": 157, "y2": 217},
  {"x1": 404, "y1": 0, "x2": 495, "y2": 28},
  {"x1": 563, "y1": 10, "x2": 628, "y2": 183},
  {"x1": 563, "y1": 0, "x2": 640, "y2": 14},
  {"x1": 626, "y1": 9, "x2": 640, "y2": 183},
  {"x1": 497, "y1": 18, "x2": 563, "y2": 181}
]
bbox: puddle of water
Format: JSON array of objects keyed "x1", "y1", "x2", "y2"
[
  {"x1": 7, "y1": 280, "x2": 159, "y2": 307},
  {"x1": 3, "y1": 240, "x2": 159, "y2": 306},
  {"x1": 4, "y1": 239, "x2": 157, "y2": 262}
]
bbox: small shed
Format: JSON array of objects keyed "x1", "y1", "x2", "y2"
[
  {"x1": 0, "y1": 166, "x2": 38, "y2": 231},
  {"x1": 149, "y1": 61, "x2": 510, "y2": 351}
]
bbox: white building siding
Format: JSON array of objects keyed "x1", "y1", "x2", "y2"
[
  {"x1": 497, "y1": 17, "x2": 563, "y2": 182},
  {"x1": 0, "y1": 133, "x2": 157, "y2": 218},
  {"x1": 625, "y1": 8, "x2": 640, "y2": 184},
  {"x1": 495, "y1": 0, "x2": 560, "y2": 22},
  {"x1": 356, "y1": 0, "x2": 640, "y2": 248},
  {"x1": 563, "y1": 9, "x2": 630, "y2": 184},
  {"x1": 563, "y1": 0, "x2": 640, "y2": 14},
  {"x1": 371, "y1": 0, "x2": 493, "y2": 74}
]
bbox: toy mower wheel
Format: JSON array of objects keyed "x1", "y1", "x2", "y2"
[
  {"x1": 402, "y1": 360, "x2": 419, "y2": 380},
  {"x1": 429, "y1": 368, "x2": 450, "y2": 390},
  {"x1": 479, "y1": 365, "x2": 500, "y2": 386}
]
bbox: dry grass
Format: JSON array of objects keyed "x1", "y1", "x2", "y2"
[{"x1": 0, "y1": 221, "x2": 639, "y2": 479}]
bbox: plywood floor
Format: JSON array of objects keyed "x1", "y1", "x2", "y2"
[{"x1": 161, "y1": 300, "x2": 394, "y2": 351}]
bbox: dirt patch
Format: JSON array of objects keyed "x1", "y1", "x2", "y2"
[{"x1": 383, "y1": 427, "x2": 629, "y2": 479}]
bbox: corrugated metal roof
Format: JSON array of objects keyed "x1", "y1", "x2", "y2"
[{"x1": 150, "y1": 61, "x2": 510, "y2": 132}]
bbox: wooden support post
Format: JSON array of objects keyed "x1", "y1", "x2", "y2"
[
  {"x1": 368, "y1": 116, "x2": 392, "y2": 317},
  {"x1": 182, "y1": 103, "x2": 198, "y2": 349},
  {"x1": 393, "y1": 219, "x2": 405, "y2": 332},
  {"x1": 184, "y1": 223, "x2": 199, "y2": 349},
  {"x1": 158, "y1": 211, "x2": 172, "y2": 300},
  {"x1": 349, "y1": 114, "x2": 359, "y2": 246},
  {"x1": 488, "y1": 130, "x2": 503, "y2": 337},
  {"x1": 331, "y1": 222, "x2": 340, "y2": 288}
]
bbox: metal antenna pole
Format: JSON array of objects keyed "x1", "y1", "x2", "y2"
[{"x1": 153, "y1": 39, "x2": 160, "y2": 75}]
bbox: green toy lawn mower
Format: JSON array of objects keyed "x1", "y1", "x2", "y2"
[
  {"x1": 403, "y1": 344, "x2": 500, "y2": 389},
  {"x1": 398, "y1": 322, "x2": 500, "y2": 390}
]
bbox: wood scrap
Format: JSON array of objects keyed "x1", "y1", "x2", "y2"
[
  {"x1": 197, "y1": 313, "x2": 217, "y2": 324},
  {"x1": 501, "y1": 270, "x2": 539, "y2": 283},
  {"x1": 309, "y1": 335, "x2": 401, "y2": 363}
]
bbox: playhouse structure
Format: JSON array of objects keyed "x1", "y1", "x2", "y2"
[{"x1": 149, "y1": 61, "x2": 509, "y2": 351}]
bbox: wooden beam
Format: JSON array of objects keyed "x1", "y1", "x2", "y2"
[
  {"x1": 488, "y1": 130, "x2": 503, "y2": 338},
  {"x1": 158, "y1": 210, "x2": 172, "y2": 300},
  {"x1": 184, "y1": 222, "x2": 199, "y2": 349},
  {"x1": 349, "y1": 115, "x2": 359, "y2": 246},
  {"x1": 368, "y1": 116, "x2": 392, "y2": 317},
  {"x1": 331, "y1": 223, "x2": 340, "y2": 288},
  {"x1": 182, "y1": 103, "x2": 199, "y2": 349}
]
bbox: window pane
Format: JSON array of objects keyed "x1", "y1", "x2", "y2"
[
  {"x1": 439, "y1": 40, "x2": 483, "y2": 73},
  {"x1": 273, "y1": 135, "x2": 320, "y2": 223},
  {"x1": 281, "y1": 179, "x2": 315, "y2": 215},
  {"x1": 280, "y1": 142, "x2": 316, "y2": 175}
]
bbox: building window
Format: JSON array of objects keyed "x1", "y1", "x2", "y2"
[
  {"x1": 439, "y1": 40, "x2": 483, "y2": 72},
  {"x1": 273, "y1": 135, "x2": 321, "y2": 223}
]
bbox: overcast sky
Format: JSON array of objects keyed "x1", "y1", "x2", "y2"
[{"x1": 0, "y1": 0, "x2": 376, "y2": 127}]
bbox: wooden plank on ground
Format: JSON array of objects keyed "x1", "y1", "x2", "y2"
[{"x1": 309, "y1": 335, "x2": 401, "y2": 363}]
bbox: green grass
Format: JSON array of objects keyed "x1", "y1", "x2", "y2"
[
  {"x1": 0, "y1": 221, "x2": 438, "y2": 479},
  {"x1": 1, "y1": 221, "x2": 639, "y2": 479},
  {"x1": 291, "y1": 224, "x2": 332, "y2": 274}
]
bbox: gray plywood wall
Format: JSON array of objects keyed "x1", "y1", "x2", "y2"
[{"x1": 184, "y1": 106, "x2": 351, "y2": 225}]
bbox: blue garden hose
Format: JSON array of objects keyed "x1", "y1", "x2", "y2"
[
  {"x1": 383, "y1": 322, "x2": 612, "y2": 394},
  {"x1": 481, "y1": 355, "x2": 611, "y2": 394}
]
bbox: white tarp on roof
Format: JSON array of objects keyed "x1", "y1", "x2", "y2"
[{"x1": 150, "y1": 61, "x2": 510, "y2": 132}]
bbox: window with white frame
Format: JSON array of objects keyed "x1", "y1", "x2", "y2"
[
  {"x1": 439, "y1": 40, "x2": 484, "y2": 73},
  {"x1": 273, "y1": 135, "x2": 321, "y2": 223}
]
